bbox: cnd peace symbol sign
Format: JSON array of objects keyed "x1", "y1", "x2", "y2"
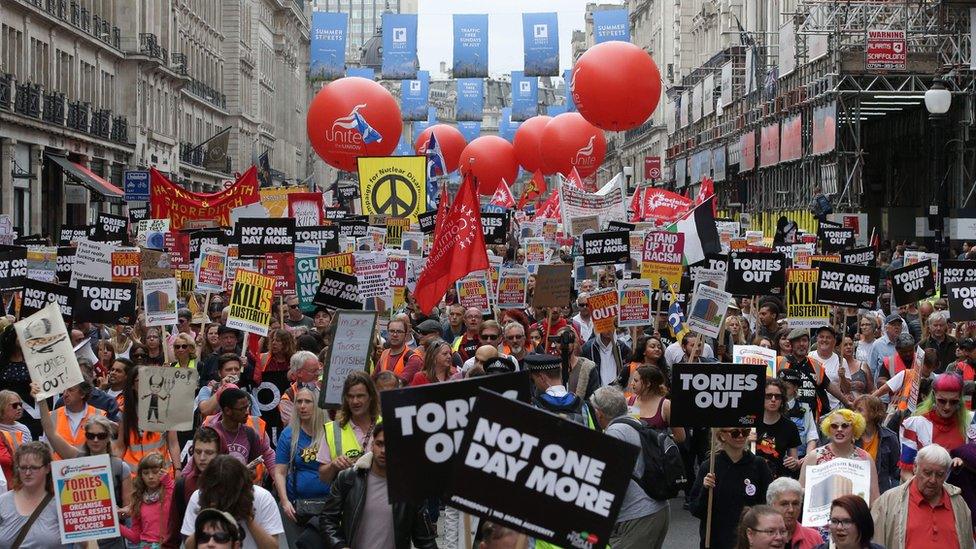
[{"x1": 370, "y1": 174, "x2": 418, "y2": 216}]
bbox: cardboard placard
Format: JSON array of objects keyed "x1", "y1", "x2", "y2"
[
  {"x1": 236, "y1": 218, "x2": 296, "y2": 258},
  {"x1": 320, "y1": 311, "x2": 377, "y2": 408},
  {"x1": 188, "y1": 228, "x2": 227, "y2": 261},
  {"x1": 840, "y1": 246, "x2": 876, "y2": 267},
  {"x1": 687, "y1": 284, "x2": 732, "y2": 339},
  {"x1": 59, "y1": 225, "x2": 90, "y2": 246},
  {"x1": 261, "y1": 252, "x2": 296, "y2": 295},
  {"x1": 815, "y1": 262, "x2": 879, "y2": 309},
  {"x1": 53, "y1": 454, "x2": 120, "y2": 544},
  {"x1": 353, "y1": 251, "x2": 391, "y2": 301},
  {"x1": 456, "y1": 274, "x2": 490, "y2": 313},
  {"x1": 137, "y1": 366, "x2": 198, "y2": 431},
  {"x1": 0, "y1": 247, "x2": 27, "y2": 291},
  {"x1": 296, "y1": 225, "x2": 340, "y2": 254},
  {"x1": 581, "y1": 231, "x2": 630, "y2": 266},
  {"x1": 143, "y1": 277, "x2": 178, "y2": 327},
  {"x1": 418, "y1": 210, "x2": 438, "y2": 234},
  {"x1": 314, "y1": 270, "x2": 363, "y2": 311},
  {"x1": 733, "y1": 345, "x2": 777, "y2": 377},
  {"x1": 73, "y1": 280, "x2": 137, "y2": 325},
  {"x1": 14, "y1": 302, "x2": 84, "y2": 399},
  {"x1": 26, "y1": 246, "x2": 57, "y2": 283},
  {"x1": 92, "y1": 212, "x2": 128, "y2": 244},
  {"x1": 946, "y1": 282, "x2": 976, "y2": 321},
  {"x1": 683, "y1": 254, "x2": 729, "y2": 294},
  {"x1": 56, "y1": 246, "x2": 76, "y2": 285},
  {"x1": 890, "y1": 260, "x2": 936, "y2": 307},
  {"x1": 194, "y1": 244, "x2": 227, "y2": 293},
  {"x1": 801, "y1": 459, "x2": 871, "y2": 527},
  {"x1": 496, "y1": 267, "x2": 529, "y2": 309},
  {"x1": 587, "y1": 288, "x2": 619, "y2": 334},
  {"x1": 669, "y1": 363, "x2": 765, "y2": 427},
  {"x1": 641, "y1": 232, "x2": 684, "y2": 290},
  {"x1": 785, "y1": 268, "x2": 830, "y2": 329},
  {"x1": 109, "y1": 249, "x2": 140, "y2": 283},
  {"x1": 339, "y1": 217, "x2": 369, "y2": 238},
  {"x1": 20, "y1": 280, "x2": 74, "y2": 324},
  {"x1": 295, "y1": 256, "x2": 321, "y2": 313},
  {"x1": 319, "y1": 252, "x2": 356, "y2": 275},
  {"x1": 227, "y1": 269, "x2": 275, "y2": 336},
  {"x1": 726, "y1": 252, "x2": 785, "y2": 296},
  {"x1": 618, "y1": 279, "x2": 653, "y2": 327},
  {"x1": 817, "y1": 226, "x2": 855, "y2": 252},
  {"x1": 532, "y1": 264, "x2": 573, "y2": 308}
]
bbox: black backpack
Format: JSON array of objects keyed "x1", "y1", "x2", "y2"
[{"x1": 609, "y1": 416, "x2": 686, "y2": 501}]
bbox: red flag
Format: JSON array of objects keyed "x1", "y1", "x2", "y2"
[
  {"x1": 565, "y1": 167, "x2": 584, "y2": 189},
  {"x1": 695, "y1": 177, "x2": 717, "y2": 217},
  {"x1": 629, "y1": 186, "x2": 645, "y2": 221},
  {"x1": 414, "y1": 173, "x2": 489, "y2": 314},
  {"x1": 517, "y1": 170, "x2": 548, "y2": 209},
  {"x1": 431, "y1": 183, "x2": 450, "y2": 244},
  {"x1": 490, "y1": 178, "x2": 516, "y2": 208},
  {"x1": 533, "y1": 190, "x2": 561, "y2": 221},
  {"x1": 642, "y1": 188, "x2": 693, "y2": 223}
]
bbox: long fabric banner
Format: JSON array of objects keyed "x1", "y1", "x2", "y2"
[
  {"x1": 149, "y1": 167, "x2": 260, "y2": 230},
  {"x1": 382, "y1": 13, "x2": 419, "y2": 79},
  {"x1": 401, "y1": 71, "x2": 430, "y2": 121},
  {"x1": 522, "y1": 12, "x2": 559, "y2": 76},
  {"x1": 453, "y1": 14, "x2": 488, "y2": 78},
  {"x1": 456, "y1": 79, "x2": 484, "y2": 122},
  {"x1": 310, "y1": 12, "x2": 347, "y2": 80},
  {"x1": 511, "y1": 71, "x2": 539, "y2": 122}
]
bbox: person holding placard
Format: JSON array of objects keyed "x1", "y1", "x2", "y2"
[
  {"x1": 0, "y1": 442, "x2": 69, "y2": 548},
  {"x1": 115, "y1": 367, "x2": 183, "y2": 480},
  {"x1": 799, "y1": 408, "x2": 880, "y2": 504},
  {"x1": 316, "y1": 372, "x2": 381, "y2": 484},
  {"x1": 626, "y1": 365, "x2": 684, "y2": 443}
]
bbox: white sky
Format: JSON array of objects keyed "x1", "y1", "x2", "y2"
[{"x1": 417, "y1": 0, "x2": 626, "y2": 79}]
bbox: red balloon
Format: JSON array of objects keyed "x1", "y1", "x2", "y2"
[
  {"x1": 458, "y1": 136, "x2": 519, "y2": 195},
  {"x1": 513, "y1": 116, "x2": 552, "y2": 174},
  {"x1": 307, "y1": 77, "x2": 402, "y2": 172},
  {"x1": 539, "y1": 113, "x2": 606, "y2": 179},
  {"x1": 572, "y1": 42, "x2": 662, "y2": 131},
  {"x1": 414, "y1": 124, "x2": 467, "y2": 173}
]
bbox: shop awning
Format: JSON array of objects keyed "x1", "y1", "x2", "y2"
[{"x1": 46, "y1": 154, "x2": 124, "y2": 200}]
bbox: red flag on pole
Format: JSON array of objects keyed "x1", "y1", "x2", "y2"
[
  {"x1": 489, "y1": 179, "x2": 516, "y2": 208},
  {"x1": 533, "y1": 190, "x2": 561, "y2": 221},
  {"x1": 414, "y1": 173, "x2": 489, "y2": 314},
  {"x1": 565, "y1": 167, "x2": 584, "y2": 189},
  {"x1": 629, "y1": 186, "x2": 645, "y2": 221},
  {"x1": 517, "y1": 170, "x2": 547, "y2": 209},
  {"x1": 695, "y1": 177, "x2": 717, "y2": 217}
]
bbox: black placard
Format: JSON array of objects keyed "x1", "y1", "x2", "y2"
[
  {"x1": 726, "y1": 252, "x2": 785, "y2": 296},
  {"x1": 56, "y1": 246, "x2": 76, "y2": 285},
  {"x1": 418, "y1": 211, "x2": 437, "y2": 234},
  {"x1": 59, "y1": 225, "x2": 90, "y2": 246},
  {"x1": 73, "y1": 280, "x2": 137, "y2": 324},
  {"x1": 449, "y1": 390, "x2": 638, "y2": 549},
  {"x1": 337, "y1": 184, "x2": 360, "y2": 203},
  {"x1": 20, "y1": 280, "x2": 74, "y2": 324},
  {"x1": 0, "y1": 248, "x2": 27, "y2": 291},
  {"x1": 581, "y1": 231, "x2": 630, "y2": 266},
  {"x1": 92, "y1": 213, "x2": 128, "y2": 244},
  {"x1": 946, "y1": 282, "x2": 976, "y2": 321},
  {"x1": 606, "y1": 220, "x2": 636, "y2": 232},
  {"x1": 188, "y1": 228, "x2": 227, "y2": 261},
  {"x1": 235, "y1": 218, "x2": 296, "y2": 258},
  {"x1": 840, "y1": 246, "x2": 876, "y2": 267},
  {"x1": 339, "y1": 217, "x2": 369, "y2": 238},
  {"x1": 890, "y1": 260, "x2": 936, "y2": 306},
  {"x1": 381, "y1": 372, "x2": 531, "y2": 503},
  {"x1": 14, "y1": 235, "x2": 48, "y2": 246},
  {"x1": 669, "y1": 363, "x2": 765, "y2": 428},
  {"x1": 681, "y1": 253, "x2": 729, "y2": 294},
  {"x1": 128, "y1": 207, "x2": 149, "y2": 224},
  {"x1": 323, "y1": 207, "x2": 347, "y2": 221},
  {"x1": 295, "y1": 225, "x2": 340, "y2": 254},
  {"x1": 940, "y1": 260, "x2": 976, "y2": 294},
  {"x1": 314, "y1": 270, "x2": 363, "y2": 310},
  {"x1": 815, "y1": 262, "x2": 879, "y2": 309},
  {"x1": 817, "y1": 226, "x2": 855, "y2": 252},
  {"x1": 481, "y1": 212, "x2": 510, "y2": 245}
]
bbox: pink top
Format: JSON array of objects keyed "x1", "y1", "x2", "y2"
[{"x1": 121, "y1": 473, "x2": 174, "y2": 543}]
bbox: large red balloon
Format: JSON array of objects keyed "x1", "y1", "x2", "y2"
[
  {"x1": 539, "y1": 113, "x2": 607, "y2": 179},
  {"x1": 513, "y1": 116, "x2": 552, "y2": 174},
  {"x1": 307, "y1": 77, "x2": 402, "y2": 172},
  {"x1": 414, "y1": 125, "x2": 467, "y2": 173},
  {"x1": 458, "y1": 136, "x2": 518, "y2": 195},
  {"x1": 572, "y1": 42, "x2": 662, "y2": 131}
]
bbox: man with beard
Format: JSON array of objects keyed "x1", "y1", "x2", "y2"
[
  {"x1": 501, "y1": 322, "x2": 529, "y2": 364},
  {"x1": 775, "y1": 328, "x2": 851, "y2": 422}
]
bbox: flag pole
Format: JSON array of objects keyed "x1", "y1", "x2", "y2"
[{"x1": 190, "y1": 126, "x2": 231, "y2": 153}]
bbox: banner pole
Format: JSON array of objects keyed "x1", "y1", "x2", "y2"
[
  {"x1": 704, "y1": 429, "x2": 717, "y2": 548},
  {"x1": 201, "y1": 292, "x2": 212, "y2": 331},
  {"x1": 279, "y1": 296, "x2": 285, "y2": 329},
  {"x1": 654, "y1": 280, "x2": 665, "y2": 336}
]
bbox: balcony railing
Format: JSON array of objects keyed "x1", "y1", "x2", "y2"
[
  {"x1": 79, "y1": 6, "x2": 90, "y2": 32},
  {"x1": 70, "y1": 0, "x2": 79, "y2": 25},
  {"x1": 14, "y1": 83, "x2": 40, "y2": 118},
  {"x1": 139, "y1": 33, "x2": 162, "y2": 59},
  {"x1": 171, "y1": 53, "x2": 188, "y2": 76},
  {"x1": 0, "y1": 74, "x2": 12, "y2": 110},
  {"x1": 90, "y1": 108, "x2": 111, "y2": 138},
  {"x1": 66, "y1": 100, "x2": 90, "y2": 132},
  {"x1": 185, "y1": 78, "x2": 226, "y2": 109},
  {"x1": 180, "y1": 142, "x2": 231, "y2": 173},
  {"x1": 37, "y1": 0, "x2": 120, "y2": 48},
  {"x1": 111, "y1": 116, "x2": 128, "y2": 143},
  {"x1": 42, "y1": 91, "x2": 65, "y2": 124}
]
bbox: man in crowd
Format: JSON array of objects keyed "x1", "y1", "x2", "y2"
[
  {"x1": 882, "y1": 333, "x2": 922, "y2": 381},
  {"x1": 766, "y1": 477, "x2": 821, "y2": 549},
  {"x1": 755, "y1": 302, "x2": 782, "y2": 339},
  {"x1": 775, "y1": 328, "x2": 851, "y2": 421},
  {"x1": 199, "y1": 326, "x2": 256, "y2": 388},
  {"x1": 526, "y1": 353, "x2": 595, "y2": 428},
  {"x1": 374, "y1": 318, "x2": 423, "y2": 385},
  {"x1": 165, "y1": 427, "x2": 222, "y2": 549},
  {"x1": 501, "y1": 322, "x2": 529, "y2": 363},
  {"x1": 869, "y1": 314, "x2": 908, "y2": 384},
  {"x1": 571, "y1": 293, "x2": 594, "y2": 342},
  {"x1": 277, "y1": 350, "x2": 322, "y2": 425},
  {"x1": 530, "y1": 307, "x2": 576, "y2": 355},
  {"x1": 201, "y1": 388, "x2": 275, "y2": 472},
  {"x1": 47, "y1": 381, "x2": 107, "y2": 453},
  {"x1": 196, "y1": 353, "x2": 259, "y2": 418},
  {"x1": 453, "y1": 307, "x2": 484, "y2": 361},
  {"x1": 810, "y1": 326, "x2": 850, "y2": 410},
  {"x1": 283, "y1": 295, "x2": 315, "y2": 333},
  {"x1": 441, "y1": 303, "x2": 466, "y2": 342},
  {"x1": 921, "y1": 311, "x2": 957, "y2": 372},
  {"x1": 582, "y1": 324, "x2": 631, "y2": 387}
]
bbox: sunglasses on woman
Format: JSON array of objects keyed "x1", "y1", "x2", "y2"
[
  {"x1": 197, "y1": 532, "x2": 234, "y2": 543},
  {"x1": 85, "y1": 431, "x2": 109, "y2": 441},
  {"x1": 721, "y1": 429, "x2": 749, "y2": 438}
]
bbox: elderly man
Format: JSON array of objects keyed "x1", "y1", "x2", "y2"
[
  {"x1": 453, "y1": 307, "x2": 484, "y2": 361},
  {"x1": 588, "y1": 386, "x2": 669, "y2": 548},
  {"x1": 869, "y1": 313, "x2": 921, "y2": 385},
  {"x1": 766, "y1": 477, "x2": 821, "y2": 549},
  {"x1": 278, "y1": 350, "x2": 322, "y2": 424},
  {"x1": 501, "y1": 322, "x2": 529, "y2": 363},
  {"x1": 921, "y1": 311, "x2": 957, "y2": 372},
  {"x1": 872, "y1": 444, "x2": 973, "y2": 549}
]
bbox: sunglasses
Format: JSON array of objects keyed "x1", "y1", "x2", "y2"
[
  {"x1": 480, "y1": 333, "x2": 500, "y2": 340},
  {"x1": 173, "y1": 344, "x2": 190, "y2": 350},
  {"x1": 764, "y1": 393, "x2": 783, "y2": 400},
  {"x1": 721, "y1": 429, "x2": 749, "y2": 438},
  {"x1": 85, "y1": 431, "x2": 109, "y2": 441},
  {"x1": 197, "y1": 532, "x2": 234, "y2": 544},
  {"x1": 829, "y1": 422, "x2": 852, "y2": 431},
  {"x1": 132, "y1": 354, "x2": 148, "y2": 360},
  {"x1": 9, "y1": 402, "x2": 21, "y2": 409}
]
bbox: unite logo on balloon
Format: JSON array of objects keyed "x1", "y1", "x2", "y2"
[
  {"x1": 329, "y1": 104, "x2": 382, "y2": 150},
  {"x1": 574, "y1": 136, "x2": 597, "y2": 168}
]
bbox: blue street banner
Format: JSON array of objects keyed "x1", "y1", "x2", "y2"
[
  {"x1": 346, "y1": 67, "x2": 374, "y2": 80},
  {"x1": 456, "y1": 79, "x2": 484, "y2": 122},
  {"x1": 382, "y1": 13, "x2": 418, "y2": 79},
  {"x1": 498, "y1": 107, "x2": 521, "y2": 142},
  {"x1": 593, "y1": 8, "x2": 630, "y2": 43},
  {"x1": 522, "y1": 12, "x2": 559, "y2": 76},
  {"x1": 511, "y1": 71, "x2": 538, "y2": 122},
  {"x1": 401, "y1": 70, "x2": 430, "y2": 121},
  {"x1": 546, "y1": 104, "x2": 568, "y2": 117},
  {"x1": 310, "y1": 12, "x2": 347, "y2": 80},
  {"x1": 564, "y1": 69, "x2": 576, "y2": 112},
  {"x1": 411, "y1": 108, "x2": 438, "y2": 144},
  {"x1": 458, "y1": 121, "x2": 481, "y2": 143},
  {"x1": 453, "y1": 14, "x2": 488, "y2": 78},
  {"x1": 124, "y1": 170, "x2": 150, "y2": 202}
]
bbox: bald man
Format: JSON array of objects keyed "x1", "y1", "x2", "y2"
[{"x1": 460, "y1": 345, "x2": 519, "y2": 375}]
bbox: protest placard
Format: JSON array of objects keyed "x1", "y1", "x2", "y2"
[
  {"x1": 188, "y1": 228, "x2": 226, "y2": 261},
  {"x1": 261, "y1": 252, "x2": 296, "y2": 295},
  {"x1": 381, "y1": 372, "x2": 531, "y2": 503},
  {"x1": 890, "y1": 260, "x2": 936, "y2": 306},
  {"x1": 587, "y1": 288, "x2": 619, "y2": 334},
  {"x1": 236, "y1": 218, "x2": 296, "y2": 258},
  {"x1": 26, "y1": 246, "x2": 57, "y2": 283},
  {"x1": 354, "y1": 251, "x2": 391, "y2": 301},
  {"x1": 523, "y1": 237, "x2": 548, "y2": 265},
  {"x1": 92, "y1": 212, "x2": 128, "y2": 244},
  {"x1": 385, "y1": 217, "x2": 411, "y2": 248},
  {"x1": 401, "y1": 231, "x2": 425, "y2": 256},
  {"x1": 904, "y1": 250, "x2": 939, "y2": 287},
  {"x1": 532, "y1": 264, "x2": 573, "y2": 308},
  {"x1": 801, "y1": 458, "x2": 871, "y2": 527},
  {"x1": 449, "y1": 390, "x2": 638, "y2": 549},
  {"x1": 56, "y1": 246, "x2": 76, "y2": 285},
  {"x1": 227, "y1": 269, "x2": 275, "y2": 336},
  {"x1": 785, "y1": 268, "x2": 830, "y2": 329},
  {"x1": 840, "y1": 246, "x2": 876, "y2": 267},
  {"x1": 0, "y1": 247, "x2": 27, "y2": 291},
  {"x1": 14, "y1": 302, "x2": 84, "y2": 399},
  {"x1": 319, "y1": 252, "x2": 355, "y2": 275},
  {"x1": 817, "y1": 226, "x2": 855, "y2": 252},
  {"x1": 457, "y1": 274, "x2": 490, "y2": 313},
  {"x1": 791, "y1": 243, "x2": 815, "y2": 268},
  {"x1": 669, "y1": 363, "x2": 765, "y2": 427},
  {"x1": 295, "y1": 225, "x2": 340, "y2": 255},
  {"x1": 315, "y1": 270, "x2": 363, "y2": 311},
  {"x1": 53, "y1": 454, "x2": 120, "y2": 544},
  {"x1": 418, "y1": 211, "x2": 437, "y2": 234},
  {"x1": 339, "y1": 216, "x2": 369, "y2": 238},
  {"x1": 295, "y1": 256, "x2": 320, "y2": 313},
  {"x1": 109, "y1": 248, "x2": 140, "y2": 283},
  {"x1": 142, "y1": 277, "x2": 178, "y2": 327},
  {"x1": 137, "y1": 218, "x2": 169, "y2": 249},
  {"x1": 726, "y1": 252, "x2": 786, "y2": 296},
  {"x1": 137, "y1": 366, "x2": 198, "y2": 431},
  {"x1": 946, "y1": 282, "x2": 976, "y2": 321},
  {"x1": 687, "y1": 284, "x2": 732, "y2": 339},
  {"x1": 320, "y1": 311, "x2": 377, "y2": 408},
  {"x1": 287, "y1": 192, "x2": 323, "y2": 226},
  {"x1": 558, "y1": 176, "x2": 628, "y2": 229},
  {"x1": 481, "y1": 212, "x2": 510, "y2": 245},
  {"x1": 496, "y1": 267, "x2": 528, "y2": 308},
  {"x1": 194, "y1": 243, "x2": 227, "y2": 293},
  {"x1": 940, "y1": 260, "x2": 976, "y2": 294},
  {"x1": 581, "y1": 231, "x2": 630, "y2": 266},
  {"x1": 618, "y1": 279, "x2": 652, "y2": 327},
  {"x1": 176, "y1": 270, "x2": 195, "y2": 300},
  {"x1": 569, "y1": 214, "x2": 601, "y2": 235},
  {"x1": 733, "y1": 344, "x2": 778, "y2": 377},
  {"x1": 59, "y1": 225, "x2": 90, "y2": 246},
  {"x1": 683, "y1": 254, "x2": 729, "y2": 293},
  {"x1": 74, "y1": 280, "x2": 137, "y2": 325},
  {"x1": 641, "y1": 232, "x2": 684, "y2": 290},
  {"x1": 20, "y1": 280, "x2": 74, "y2": 324},
  {"x1": 815, "y1": 262, "x2": 879, "y2": 309}
]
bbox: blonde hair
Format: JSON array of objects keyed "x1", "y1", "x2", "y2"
[
  {"x1": 0, "y1": 390, "x2": 20, "y2": 421},
  {"x1": 820, "y1": 408, "x2": 866, "y2": 439},
  {"x1": 172, "y1": 332, "x2": 197, "y2": 359}
]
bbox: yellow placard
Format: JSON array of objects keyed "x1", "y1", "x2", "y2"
[
  {"x1": 357, "y1": 156, "x2": 427, "y2": 223},
  {"x1": 227, "y1": 269, "x2": 275, "y2": 337}
]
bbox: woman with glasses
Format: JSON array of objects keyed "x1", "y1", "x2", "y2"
[
  {"x1": 813, "y1": 494, "x2": 882, "y2": 549},
  {"x1": 733, "y1": 505, "x2": 788, "y2": 549},
  {"x1": 114, "y1": 366, "x2": 183, "y2": 481},
  {"x1": 897, "y1": 373, "x2": 975, "y2": 482},
  {"x1": 410, "y1": 340, "x2": 456, "y2": 386},
  {"x1": 172, "y1": 332, "x2": 199, "y2": 369},
  {"x1": 690, "y1": 425, "x2": 773, "y2": 549},
  {"x1": 0, "y1": 327, "x2": 40, "y2": 439},
  {"x1": 143, "y1": 327, "x2": 167, "y2": 366},
  {"x1": 755, "y1": 378, "x2": 801, "y2": 479},
  {"x1": 0, "y1": 442, "x2": 70, "y2": 548},
  {"x1": 96, "y1": 340, "x2": 116, "y2": 381},
  {"x1": 129, "y1": 342, "x2": 150, "y2": 365},
  {"x1": 854, "y1": 315, "x2": 878, "y2": 365},
  {"x1": 0, "y1": 391, "x2": 27, "y2": 486},
  {"x1": 799, "y1": 408, "x2": 880, "y2": 503}
]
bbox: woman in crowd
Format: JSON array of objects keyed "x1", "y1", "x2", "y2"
[
  {"x1": 0, "y1": 329, "x2": 39, "y2": 439},
  {"x1": 191, "y1": 508, "x2": 246, "y2": 549},
  {"x1": 726, "y1": 315, "x2": 750, "y2": 347},
  {"x1": 96, "y1": 340, "x2": 116, "y2": 380},
  {"x1": 841, "y1": 336, "x2": 873, "y2": 397},
  {"x1": 527, "y1": 327, "x2": 544, "y2": 354},
  {"x1": 115, "y1": 366, "x2": 183, "y2": 479},
  {"x1": 854, "y1": 316, "x2": 878, "y2": 365},
  {"x1": 142, "y1": 328, "x2": 167, "y2": 366},
  {"x1": 273, "y1": 387, "x2": 329, "y2": 544},
  {"x1": 813, "y1": 494, "x2": 883, "y2": 549},
  {"x1": 312, "y1": 310, "x2": 332, "y2": 338},
  {"x1": 129, "y1": 343, "x2": 150, "y2": 366},
  {"x1": 0, "y1": 390, "x2": 30, "y2": 443},
  {"x1": 799, "y1": 408, "x2": 880, "y2": 503},
  {"x1": 773, "y1": 328, "x2": 793, "y2": 356},
  {"x1": 199, "y1": 324, "x2": 221, "y2": 361},
  {"x1": 110, "y1": 323, "x2": 134, "y2": 357},
  {"x1": 853, "y1": 395, "x2": 900, "y2": 493},
  {"x1": 754, "y1": 378, "x2": 801, "y2": 479},
  {"x1": 627, "y1": 365, "x2": 684, "y2": 442},
  {"x1": 733, "y1": 505, "x2": 787, "y2": 549},
  {"x1": 122, "y1": 453, "x2": 174, "y2": 546},
  {"x1": 0, "y1": 442, "x2": 69, "y2": 547},
  {"x1": 181, "y1": 455, "x2": 284, "y2": 548},
  {"x1": 256, "y1": 329, "x2": 295, "y2": 402},
  {"x1": 554, "y1": 327, "x2": 598, "y2": 400},
  {"x1": 410, "y1": 339, "x2": 455, "y2": 386},
  {"x1": 172, "y1": 332, "x2": 198, "y2": 369},
  {"x1": 620, "y1": 334, "x2": 667, "y2": 389}
]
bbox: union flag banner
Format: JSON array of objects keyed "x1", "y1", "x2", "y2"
[{"x1": 150, "y1": 167, "x2": 260, "y2": 229}]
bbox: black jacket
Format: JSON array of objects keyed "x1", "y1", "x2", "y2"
[
  {"x1": 319, "y1": 454, "x2": 437, "y2": 549},
  {"x1": 580, "y1": 337, "x2": 631, "y2": 387},
  {"x1": 689, "y1": 450, "x2": 772, "y2": 549}
]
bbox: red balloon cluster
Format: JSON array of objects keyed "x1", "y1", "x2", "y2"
[
  {"x1": 414, "y1": 124, "x2": 467, "y2": 173},
  {"x1": 572, "y1": 41, "x2": 662, "y2": 131},
  {"x1": 307, "y1": 77, "x2": 402, "y2": 172},
  {"x1": 513, "y1": 116, "x2": 552, "y2": 174},
  {"x1": 458, "y1": 136, "x2": 518, "y2": 195},
  {"x1": 539, "y1": 113, "x2": 606, "y2": 179}
]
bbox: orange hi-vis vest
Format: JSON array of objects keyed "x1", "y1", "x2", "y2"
[
  {"x1": 120, "y1": 429, "x2": 170, "y2": 476},
  {"x1": 53, "y1": 405, "x2": 104, "y2": 458},
  {"x1": 376, "y1": 347, "x2": 419, "y2": 377},
  {"x1": 890, "y1": 368, "x2": 921, "y2": 414}
]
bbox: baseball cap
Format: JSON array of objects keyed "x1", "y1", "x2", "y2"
[
  {"x1": 777, "y1": 368, "x2": 803, "y2": 387},
  {"x1": 884, "y1": 313, "x2": 903, "y2": 325},
  {"x1": 195, "y1": 508, "x2": 243, "y2": 542}
]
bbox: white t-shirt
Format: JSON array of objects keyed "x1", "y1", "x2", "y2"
[
  {"x1": 813, "y1": 352, "x2": 842, "y2": 410},
  {"x1": 181, "y1": 485, "x2": 284, "y2": 549}
]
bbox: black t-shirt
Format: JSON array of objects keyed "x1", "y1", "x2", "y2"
[{"x1": 755, "y1": 415, "x2": 801, "y2": 478}]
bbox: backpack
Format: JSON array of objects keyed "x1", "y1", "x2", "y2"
[{"x1": 609, "y1": 416, "x2": 686, "y2": 501}]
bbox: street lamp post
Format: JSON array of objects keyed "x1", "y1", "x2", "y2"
[{"x1": 924, "y1": 79, "x2": 951, "y2": 258}]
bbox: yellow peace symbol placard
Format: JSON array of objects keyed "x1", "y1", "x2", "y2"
[{"x1": 357, "y1": 156, "x2": 427, "y2": 223}]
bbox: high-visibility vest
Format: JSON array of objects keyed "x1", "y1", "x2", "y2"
[
  {"x1": 376, "y1": 347, "x2": 417, "y2": 377},
  {"x1": 53, "y1": 405, "x2": 104, "y2": 459},
  {"x1": 882, "y1": 354, "x2": 913, "y2": 377},
  {"x1": 120, "y1": 430, "x2": 169, "y2": 474},
  {"x1": 0, "y1": 430, "x2": 23, "y2": 484},
  {"x1": 324, "y1": 416, "x2": 383, "y2": 461},
  {"x1": 890, "y1": 368, "x2": 921, "y2": 414}
]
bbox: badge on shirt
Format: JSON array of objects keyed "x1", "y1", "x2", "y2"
[{"x1": 744, "y1": 478, "x2": 756, "y2": 496}]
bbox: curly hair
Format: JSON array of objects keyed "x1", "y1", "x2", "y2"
[
  {"x1": 198, "y1": 455, "x2": 256, "y2": 521},
  {"x1": 130, "y1": 453, "x2": 165, "y2": 518},
  {"x1": 820, "y1": 408, "x2": 866, "y2": 439}
]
